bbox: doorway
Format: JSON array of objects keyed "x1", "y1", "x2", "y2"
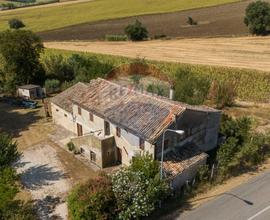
[{"x1": 116, "y1": 147, "x2": 122, "y2": 164}]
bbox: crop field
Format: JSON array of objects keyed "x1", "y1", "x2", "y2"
[
  {"x1": 43, "y1": 47, "x2": 270, "y2": 102},
  {"x1": 0, "y1": 0, "x2": 241, "y2": 32},
  {"x1": 40, "y1": 0, "x2": 258, "y2": 41},
  {"x1": 45, "y1": 36, "x2": 270, "y2": 72}
]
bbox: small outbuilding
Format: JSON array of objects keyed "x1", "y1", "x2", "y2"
[{"x1": 17, "y1": 84, "x2": 44, "y2": 99}]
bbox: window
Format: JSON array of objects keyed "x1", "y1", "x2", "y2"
[
  {"x1": 139, "y1": 138, "x2": 145, "y2": 150},
  {"x1": 90, "y1": 151, "x2": 96, "y2": 162},
  {"x1": 78, "y1": 106, "x2": 81, "y2": 115},
  {"x1": 64, "y1": 114, "x2": 67, "y2": 117},
  {"x1": 89, "y1": 112, "x2": 94, "y2": 121},
  {"x1": 56, "y1": 108, "x2": 59, "y2": 112},
  {"x1": 116, "y1": 127, "x2": 121, "y2": 137}
]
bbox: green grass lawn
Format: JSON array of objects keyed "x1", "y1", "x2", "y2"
[{"x1": 0, "y1": 0, "x2": 241, "y2": 32}]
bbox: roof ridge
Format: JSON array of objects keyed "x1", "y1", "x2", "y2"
[{"x1": 96, "y1": 78, "x2": 185, "y2": 110}]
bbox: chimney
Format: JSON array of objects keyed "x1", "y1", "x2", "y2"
[{"x1": 169, "y1": 86, "x2": 175, "y2": 100}]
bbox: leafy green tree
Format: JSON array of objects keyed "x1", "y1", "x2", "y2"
[
  {"x1": 244, "y1": 1, "x2": 270, "y2": 35},
  {"x1": 8, "y1": 18, "x2": 25, "y2": 30},
  {"x1": 220, "y1": 115, "x2": 252, "y2": 146},
  {"x1": 0, "y1": 30, "x2": 45, "y2": 94},
  {"x1": 217, "y1": 137, "x2": 239, "y2": 176},
  {"x1": 112, "y1": 154, "x2": 169, "y2": 220},
  {"x1": 0, "y1": 134, "x2": 36, "y2": 219},
  {"x1": 174, "y1": 68, "x2": 211, "y2": 105},
  {"x1": 0, "y1": 133, "x2": 20, "y2": 168},
  {"x1": 124, "y1": 20, "x2": 148, "y2": 41},
  {"x1": 63, "y1": 54, "x2": 112, "y2": 83},
  {"x1": 68, "y1": 173, "x2": 117, "y2": 220},
  {"x1": 43, "y1": 54, "x2": 74, "y2": 82},
  {"x1": 0, "y1": 167, "x2": 36, "y2": 220}
]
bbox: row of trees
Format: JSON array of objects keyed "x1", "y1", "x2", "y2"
[
  {"x1": 0, "y1": 133, "x2": 36, "y2": 219},
  {"x1": 68, "y1": 155, "x2": 169, "y2": 220}
]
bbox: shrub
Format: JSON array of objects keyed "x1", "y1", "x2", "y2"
[
  {"x1": 146, "y1": 83, "x2": 166, "y2": 96},
  {"x1": 130, "y1": 74, "x2": 142, "y2": 86},
  {"x1": 61, "y1": 80, "x2": 76, "y2": 91},
  {"x1": 105, "y1": 34, "x2": 128, "y2": 41},
  {"x1": 0, "y1": 133, "x2": 20, "y2": 167},
  {"x1": 130, "y1": 153, "x2": 159, "y2": 179},
  {"x1": 0, "y1": 3, "x2": 16, "y2": 10},
  {"x1": 68, "y1": 173, "x2": 117, "y2": 220},
  {"x1": 217, "y1": 137, "x2": 239, "y2": 177},
  {"x1": 174, "y1": 68, "x2": 211, "y2": 105},
  {"x1": 8, "y1": 19, "x2": 25, "y2": 30},
  {"x1": 244, "y1": 1, "x2": 270, "y2": 35},
  {"x1": 196, "y1": 164, "x2": 209, "y2": 183},
  {"x1": 124, "y1": 19, "x2": 148, "y2": 41},
  {"x1": 44, "y1": 79, "x2": 60, "y2": 94},
  {"x1": 216, "y1": 115, "x2": 270, "y2": 180},
  {"x1": 187, "y1": 16, "x2": 197, "y2": 25},
  {"x1": 220, "y1": 115, "x2": 252, "y2": 146},
  {"x1": 67, "y1": 54, "x2": 113, "y2": 82},
  {"x1": 67, "y1": 142, "x2": 75, "y2": 152},
  {"x1": 112, "y1": 154, "x2": 169, "y2": 220},
  {"x1": 208, "y1": 80, "x2": 237, "y2": 109}
]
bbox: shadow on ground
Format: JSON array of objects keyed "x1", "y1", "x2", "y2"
[
  {"x1": 146, "y1": 191, "x2": 254, "y2": 220},
  {"x1": 35, "y1": 195, "x2": 64, "y2": 220},
  {"x1": 0, "y1": 102, "x2": 42, "y2": 138},
  {"x1": 18, "y1": 163, "x2": 68, "y2": 190}
]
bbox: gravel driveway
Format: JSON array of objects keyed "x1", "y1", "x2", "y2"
[{"x1": 16, "y1": 143, "x2": 71, "y2": 220}]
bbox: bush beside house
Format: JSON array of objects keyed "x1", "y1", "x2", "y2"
[{"x1": 68, "y1": 154, "x2": 170, "y2": 220}]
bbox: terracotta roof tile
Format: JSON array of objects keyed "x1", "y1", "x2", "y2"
[
  {"x1": 163, "y1": 143, "x2": 208, "y2": 178},
  {"x1": 50, "y1": 82, "x2": 88, "y2": 112},
  {"x1": 73, "y1": 78, "x2": 186, "y2": 143}
]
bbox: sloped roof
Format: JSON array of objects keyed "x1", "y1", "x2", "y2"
[
  {"x1": 73, "y1": 78, "x2": 186, "y2": 143},
  {"x1": 50, "y1": 82, "x2": 88, "y2": 112},
  {"x1": 163, "y1": 143, "x2": 208, "y2": 178}
]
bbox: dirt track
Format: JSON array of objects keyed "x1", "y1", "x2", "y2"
[
  {"x1": 39, "y1": 0, "x2": 267, "y2": 41},
  {"x1": 45, "y1": 36, "x2": 270, "y2": 72}
]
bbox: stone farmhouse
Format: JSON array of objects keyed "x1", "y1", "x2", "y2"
[{"x1": 51, "y1": 78, "x2": 221, "y2": 187}]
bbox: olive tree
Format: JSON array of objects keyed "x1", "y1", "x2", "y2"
[{"x1": 8, "y1": 19, "x2": 25, "y2": 30}]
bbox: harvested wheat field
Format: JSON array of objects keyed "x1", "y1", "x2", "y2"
[{"x1": 45, "y1": 36, "x2": 270, "y2": 72}]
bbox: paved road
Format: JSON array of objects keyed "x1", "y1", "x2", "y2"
[{"x1": 178, "y1": 170, "x2": 270, "y2": 220}]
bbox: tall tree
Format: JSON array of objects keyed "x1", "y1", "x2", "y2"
[
  {"x1": 0, "y1": 30, "x2": 45, "y2": 94},
  {"x1": 244, "y1": 1, "x2": 270, "y2": 35}
]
